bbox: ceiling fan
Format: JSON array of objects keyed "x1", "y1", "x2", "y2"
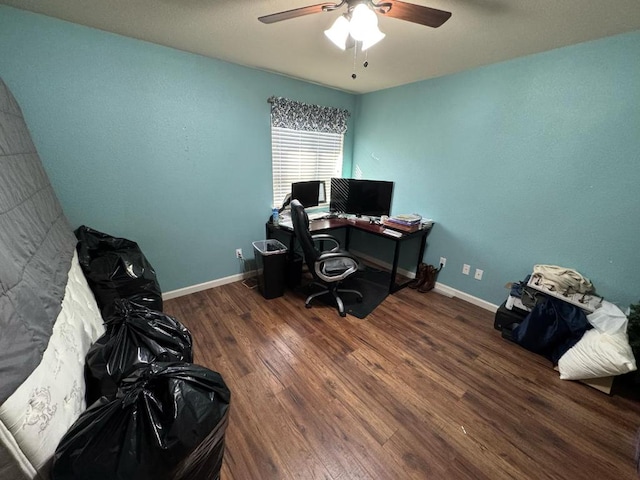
[
  {"x1": 258, "y1": 0, "x2": 452, "y2": 29},
  {"x1": 259, "y1": 0, "x2": 451, "y2": 78}
]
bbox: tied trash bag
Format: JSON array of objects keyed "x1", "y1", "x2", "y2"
[
  {"x1": 75, "y1": 225, "x2": 162, "y2": 315},
  {"x1": 52, "y1": 362, "x2": 231, "y2": 480},
  {"x1": 85, "y1": 299, "x2": 193, "y2": 404}
]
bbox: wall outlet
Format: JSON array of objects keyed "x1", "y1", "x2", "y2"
[
  {"x1": 235, "y1": 248, "x2": 243, "y2": 259},
  {"x1": 462, "y1": 264, "x2": 470, "y2": 275},
  {"x1": 474, "y1": 269, "x2": 483, "y2": 280},
  {"x1": 439, "y1": 257, "x2": 446, "y2": 268}
]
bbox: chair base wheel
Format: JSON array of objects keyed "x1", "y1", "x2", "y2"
[
  {"x1": 305, "y1": 303, "x2": 312, "y2": 309},
  {"x1": 340, "y1": 311, "x2": 347, "y2": 317}
]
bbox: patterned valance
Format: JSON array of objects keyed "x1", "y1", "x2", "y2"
[{"x1": 268, "y1": 96, "x2": 350, "y2": 134}]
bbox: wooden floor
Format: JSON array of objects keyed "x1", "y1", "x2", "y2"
[{"x1": 164, "y1": 281, "x2": 640, "y2": 480}]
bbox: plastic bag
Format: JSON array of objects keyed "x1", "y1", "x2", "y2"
[
  {"x1": 85, "y1": 299, "x2": 193, "y2": 404},
  {"x1": 75, "y1": 225, "x2": 163, "y2": 315},
  {"x1": 587, "y1": 300, "x2": 629, "y2": 335},
  {"x1": 53, "y1": 362, "x2": 231, "y2": 480}
]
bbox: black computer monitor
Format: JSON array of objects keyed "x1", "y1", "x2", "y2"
[
  {"x1": 330, "y1": 178, "x2": 394, "y2": 217},
  {"x1": 329, "y1": 177, "x2": 350, "y2": 213},
  {"x1": 291, "y1": 180, "x2": 325, "y2": 208},
  {"x1": 347, "y1": 179, "x2": 394, "y2": 217}
]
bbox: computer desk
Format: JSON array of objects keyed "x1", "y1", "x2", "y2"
[{"x1": 265, "y1": 217, "x2": 433, "y2": 294}]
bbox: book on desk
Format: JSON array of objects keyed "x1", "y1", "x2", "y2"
[{"x1": 382, "y1": 214, "x2": 433, "y2": 233}]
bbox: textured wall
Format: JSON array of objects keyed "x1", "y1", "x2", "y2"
[
  {"x1": 0, "y1": 6, "x2": 356, "y2": 292},
  {"x1": 353, "y1": 30, "x2": 640, "y2": 308},
  {"x1": 2, "y1": 5, "x2": 638, "y2": 309}
]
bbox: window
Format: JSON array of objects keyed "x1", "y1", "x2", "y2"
[
  {"x1": 271, "y1": 127, "x2": 343, "y2": 208},
  {"x1": 268, "y1": 96, "x2": 350, "y2": 208}
]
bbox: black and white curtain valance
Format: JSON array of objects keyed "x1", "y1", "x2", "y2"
[{"x1": 268, "y1": 96, "x2": 350, "y2": 134}]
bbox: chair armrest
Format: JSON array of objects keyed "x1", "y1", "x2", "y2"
[
  {"x1": 312, "y1": 234, "x2": 340, "y2": 252},
  {"x1": 315, "y1": 251, "x2": 359, "y2": 282},
  {"x1": 317, "y1": 251, "x2": 357, "y2": 263}
]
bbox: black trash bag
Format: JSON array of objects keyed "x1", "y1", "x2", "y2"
[
  {"x1": 52, "y1": 362, "x2": 231, "y2": 480},
  {"x1": 85, "y1": 299, "x2": 193, "y2": 404},
  {"x1": 75, "y1": 225, "x2": 162, "y2": 315}
]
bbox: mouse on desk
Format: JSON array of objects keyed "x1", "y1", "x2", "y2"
[{"x1": 325, "y1": 213, "x2": 338, "y2": 219}]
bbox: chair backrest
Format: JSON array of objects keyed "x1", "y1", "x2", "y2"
[{"x1": 290, "y1": 199, "x2": 321, "y2": 275}]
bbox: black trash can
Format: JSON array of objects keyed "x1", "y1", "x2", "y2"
[
  {"x1": 286, "y1": 253, "x2": 303, "y2": 289},
  {"x1": 253, "y1": 240, "x2": 288, "y2": 299}
]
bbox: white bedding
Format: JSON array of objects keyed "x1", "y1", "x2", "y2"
[
  {"x1": 0, "y1": 251, "x2": 104, "y2": 479},
  {"x1": 558, "y1": 301, "x2": 637, "y2": 381}
]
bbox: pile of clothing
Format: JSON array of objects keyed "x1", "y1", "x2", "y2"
[{"x1": 497, "y1": 265, "x2": 636, "y2": 381}]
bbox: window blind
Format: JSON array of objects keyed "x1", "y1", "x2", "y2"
[{"x1": 271, "y1": 126, "x2": 344, "y2": 208}]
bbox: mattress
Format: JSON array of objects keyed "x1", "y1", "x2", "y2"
[
  {"x1": 0, "y1": 251, "x2": 104, "y2": 479},
  {"x1": 0, "y1": 76, "x2": 106, "y2": 478},
  {"x1": 0, "y1": 78, "x2": 78, "y2": 405}
]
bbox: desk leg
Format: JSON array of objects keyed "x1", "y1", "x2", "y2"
[
  {"x1": 389, "y1": 240, "x2": 401, "y2": 293},
  {"x1": 289, "y1": 231, "x2": 296, "y2": 255},
  {"x1": 416, "y1": 235, "x2": 427, "y2": 271},
  {"x1": 389, "y1": 231, "x2": 429, "y2": 294}
]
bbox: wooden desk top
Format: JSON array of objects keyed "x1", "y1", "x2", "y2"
[{"x1": 306, "y1": 217, "x2": 432, "y2": 240}]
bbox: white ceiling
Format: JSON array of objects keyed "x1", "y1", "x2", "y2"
[{"x1": 2, "y1": 0, "x2": 640, "y2": 94}]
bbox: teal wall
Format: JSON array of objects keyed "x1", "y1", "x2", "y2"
[
  {"x1": 353, "y1": 31, "x2": 640, "y2": 309},
  {"x1": 1, "y1": 5, "x2": 638, "y2": 309},
  {"x1": 0, "y1": 6, "x2": 356, "y2": 292}
]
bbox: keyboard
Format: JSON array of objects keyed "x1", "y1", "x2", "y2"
[
  {"x1": 307, "y1": 211, "x2": 328, "y2": 221},
  {"x1": 382, "y1": 228, "x2": 403, "y2": 238},
  {"x1": 278, "y1": 218, "x2": 293, "y2": 230}
]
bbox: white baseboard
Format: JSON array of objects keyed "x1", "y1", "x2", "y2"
[
  {"x1": 433, "y1": 283, "x2": 499, "y2": 313},
  {"x1": 162, "y1": 271, "x2": 256, "y2": 301},
  {"x1": 334, "y1": 249, "x2": 499, "y2": 313},
  {"x1": 163, "y1": 255, "x2": 499, "y2": 314}
]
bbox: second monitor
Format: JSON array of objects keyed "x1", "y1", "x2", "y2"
[
  {"x1": 291, "y1": 180, "x2": 326, "y2": 208},
  {"x1": 330, "y1": 178, "x2": 394, "y2": 217}
]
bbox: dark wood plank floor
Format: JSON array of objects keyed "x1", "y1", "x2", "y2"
[{"x1": 164, "y1": 282, "x2": 640, "y2": 480}]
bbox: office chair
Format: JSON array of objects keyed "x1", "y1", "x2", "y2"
[{"x1": 290, "y1": 199, "x2": 363, "y2": 317}]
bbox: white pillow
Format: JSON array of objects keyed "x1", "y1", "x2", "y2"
[{"x1": 558, "y1": 329, "x2": 637, "y2": 380}]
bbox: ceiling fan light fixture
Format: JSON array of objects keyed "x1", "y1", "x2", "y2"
[
  {"x1": 348, "y1": 4, "x2": 378, "y2": 42},
  {"x1": 361, "y1": 26, "x2": 385, "y2": 51},
  {"x1": 324, "y1": 15, "x2": 350, "y2": 50}
]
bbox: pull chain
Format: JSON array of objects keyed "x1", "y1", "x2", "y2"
[
  {"x1": 351, "y1": 43, "x2": 372, "y2": 79},
  {"x1": 351, "y1": 42, "x2": 358, "y2": 79}
]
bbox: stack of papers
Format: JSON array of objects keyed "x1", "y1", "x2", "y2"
[{"x1": 383, "y1": 214, "x2": 422, "y2": 233}]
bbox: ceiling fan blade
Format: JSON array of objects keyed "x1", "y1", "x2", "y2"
[
  {"x1": 378, "y1": 0, "x2": 452, "y2": 28},
  {"x1": 258, "y1": 3, "x2": 339, "y2": 24}
]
